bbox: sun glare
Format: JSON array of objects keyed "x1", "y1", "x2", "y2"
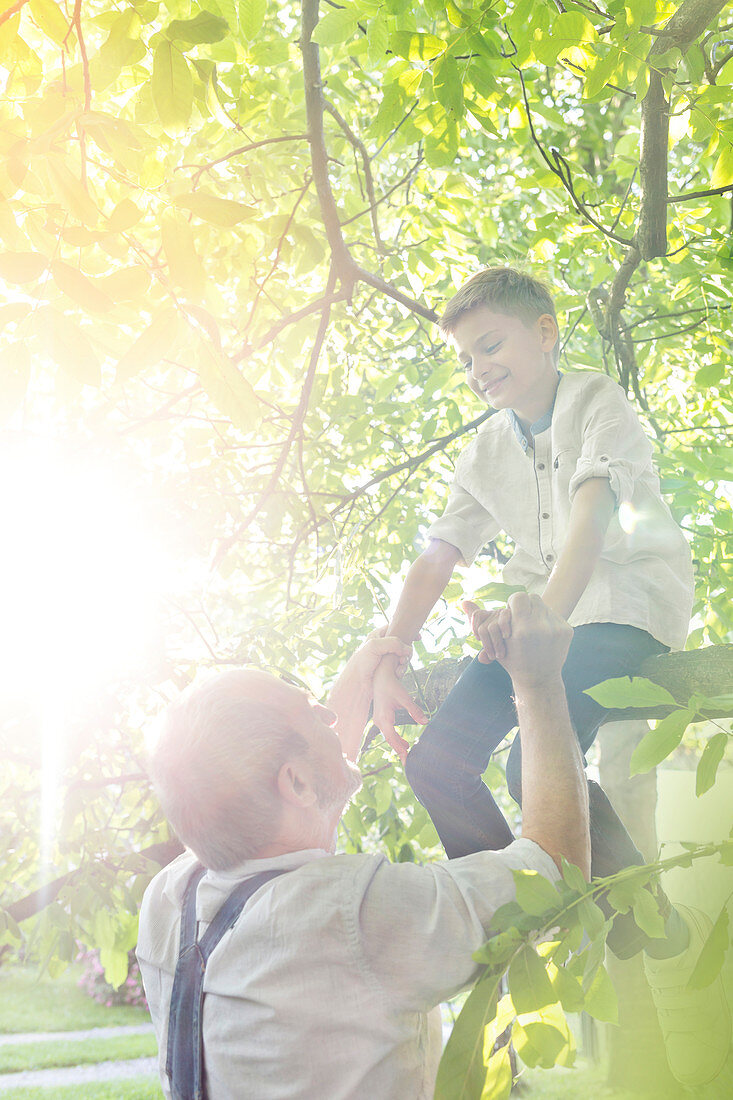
[{"x1": 0, "y1": 435, "x2": 169, "y2": 696}]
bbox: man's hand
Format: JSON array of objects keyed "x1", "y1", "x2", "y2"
[
  {"x1": 372, "y1": 658, "x2": 428, "y2": 764},
  {"x1": 495, "y1": 592, "x2": 572, "y2": 689},
  {"x1": 463, "y1": 600, "x2": 512, "y2": 664},
  {"x1": 327, "y1": 630, "x2": 414, "y2": 761}
]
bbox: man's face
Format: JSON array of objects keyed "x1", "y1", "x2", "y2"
[
  {"x1": 452, "y1": 306, "x2": 557, "y2": 416},
  {"x1": 240, "y1": 671, "x2": 362, "y2": 818}
]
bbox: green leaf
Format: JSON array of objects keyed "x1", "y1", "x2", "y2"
[
  {"x1": 480, "y1": 1044, "x2": 511, "y2": 1100},
  {"x1": 688, "y1": 904, "x2": 730, "y2": 990},
  {"x1": 631, "y1": 887, "x2": 666, "y2": 939},
  {"x1": 106, "y1": 198, "x2": 143, "y2": 233},
  {"x1": 550, "y1": 963, "x2": 585, "y2": 1012},
  {"x1": 0, "y1": 251, "x2": 46, "y2": 283},
  {"x1": 51, "y1": 260, "x2": 114, "y2": 314},
  {"x1": 34, "y1": 305, "x2": 100, "y2": 386},
  {"x1": 507, "y1": 944, "x2": 556, "y2": 1014},
  {"x1": 45, "y1": 160, "x2": 99, "y2": 227},
  {"x1": 696, "y1": 733, "x2": 728, "y2": 797},
  {"x1": 710, "y1": 144, "x2": 733, "y2": 189},
  {"x1": 512, "y1": 869, "x2": 561, "y2": 917},
  {"x1": 152, "y1": 41, "x2": 193, "y2": 132},
  {"x1": 312, "y1": 5, "x2": 359, "y2": 47},
  {"x1": 162, "y1": 212, "x2": 205, "y2": 298},
  {"x1": 512, "y1": 1020, "x2": 566, "y2": 1069},
  {"x1": 116, "y1": 306, "x2": 182, "y2": 381},
  {"x1": 434, "y1": 972, "x2": 503, "y2": 1100},
  {"x1": 578, "y1": 896, "x2": 606, "y2": 938},
  {"x1": 194, "y1": 337, "x2": 262, "y2": 433},
  {"x1": 29, "y1": 0, "x2": 70, "y2": 44},
  {"x1": 560, "y1": 858, "x2": 586, "y2": 894},
  {"x1": 174, "y1": 191, "x2": 256, "y2": 227},
  {"x1": 584, "y1": 676, "x2": 677, "y2": 709},
  {"x1": 433, "y1": 54, "x2": 464, "y2": 117},
  {"x1": 629, "y1": 708, "x2": 694, "y2": 775},
  {"x1": 167, "y1": 12, "x2": 229, "y2": 45},
  {"x1": 391, "y1": 31, "x2": 446, "y2": 62},
  {"x1": 583, "y1": 963, "x2": 618, "y2": 1023},
  {"x1": 239, "y1": 0, "x2": 267, "y2": 41}
]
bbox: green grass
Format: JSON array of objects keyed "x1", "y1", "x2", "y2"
[
  {"x1": 0, "y1": 1033, "x2": 158, "y2": 1074},
  {"x1": 0, "y1": 1078, "x2": 164, "y2": 1099},
  {"x1": 518, "y1": 1063, "x2": 665, "y2": 1098},
  {"x1": 0, "y1": 965, "x2": 151, "y2": 1034}
]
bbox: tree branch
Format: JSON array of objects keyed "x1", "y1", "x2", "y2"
[
  {"x1": 300, "y1": 0, "x2": 354, "y2": 284},
  {"x1": 324, "y1": 98, "x2": 384, "y2": 253},
  {"x1": 667, "y1": 180, "x2": 733, "y2": 203},
  {"x1": 637, "y1": 0, "x2": 729, "y2": 258},
  {"x1": 5, "y1": 840, "x2": 184, "y2": 924},
  {"x1": 212, "y1": 266, "x2": 338, "y2": 568},
  {"x1": 0, "y1": 0, "x2": 27, "y2": 28},
  {"x1": 185, "y1": 134, "x2": 310, "y2": 187}
]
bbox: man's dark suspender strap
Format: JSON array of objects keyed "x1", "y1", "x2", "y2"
[{"x1": 165, "y1": 864, "x2": 286, "y2": 1100}]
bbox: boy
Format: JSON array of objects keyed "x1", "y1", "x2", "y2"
[{"x1": 372, "y1": 266, "x2": 729, "y2": 1088}]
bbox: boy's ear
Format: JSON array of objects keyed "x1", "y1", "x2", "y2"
[
  {"x1": 277, "y1": 760, "x2": 318, "y2": 809},
  {"x1": 537, "y1": 313, "x2": 559, "y2": 354}
]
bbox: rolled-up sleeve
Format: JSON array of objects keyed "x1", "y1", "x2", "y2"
[
  {"x1": 568, "y1": 379, "x2": 653, "y2": 505},
  {"x1": 426, "y1": 481, "x2": 500, "y2": 566},
  {"x1": 357, "y1": 839, "x2": 560, "y2": 1011}
]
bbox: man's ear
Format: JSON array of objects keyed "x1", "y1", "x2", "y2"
[{"x1": 277, "y1": 760, "x2": 318, "y2": 809}]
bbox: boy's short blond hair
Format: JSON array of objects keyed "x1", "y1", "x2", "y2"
[{"x1": 439, "y1": 267, "x2": 560, "y2": 363}]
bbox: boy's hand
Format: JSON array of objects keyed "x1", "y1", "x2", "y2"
[
  {"x1": 463, "y1": 599, "x2": 512, "y2": 664},
  {"x1": 373, "y1": 658, "x2": 428, "y2": 763}
]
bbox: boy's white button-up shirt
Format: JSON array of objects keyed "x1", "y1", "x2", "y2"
[
  {"x1": 426, "y1": 371, "x2": 693, "y2": 650},
  {"x1": 137, "y1": 839, "x2": 558, "y2": 1100}
]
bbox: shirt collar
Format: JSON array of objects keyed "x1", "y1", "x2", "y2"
[{"x1": 507, "y1": 372, "x2": 561, "y2": 452}]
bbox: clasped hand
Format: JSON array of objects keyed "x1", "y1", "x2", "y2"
[{"x1": 373, "y1": 594, "x2": 573, "y2": 761}]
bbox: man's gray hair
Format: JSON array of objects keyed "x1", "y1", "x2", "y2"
[{"x1": 148, "y1": 671, "x2": 308, "y2": 871}]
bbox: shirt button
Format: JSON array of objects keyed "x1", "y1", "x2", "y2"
[
  {"x1": 546, "y1": 553, "x2": 554, "y2": 562},
  {"x1": 537, "y1": 462, "x2": 545, "y2": 470},
  {"x1": 600, "y1": 455, "x2": 609, "y2": 462},
  {"x1": 542, "y1": 512, "x2": 550, "y2": 519}
]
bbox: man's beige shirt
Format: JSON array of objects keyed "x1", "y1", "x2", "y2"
[
  {"x1": 426, "y1": 371, "x2": 693, "y2": 649},
  {"x1": 137, "y1": 838, "x2": 558, "y2": 1099}
]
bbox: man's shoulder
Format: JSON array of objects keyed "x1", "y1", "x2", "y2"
[{"x1": 140, "y1": 850, "x2": 199, "y2": 918}]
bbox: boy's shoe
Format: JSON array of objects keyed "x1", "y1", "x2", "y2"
[{"x1": 643, "y1": 904, "x2": 731, "y2": 1089}]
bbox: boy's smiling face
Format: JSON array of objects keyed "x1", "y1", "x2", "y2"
[{"x1": 451, "y1": 306, "x2": 559, "y2": 428}]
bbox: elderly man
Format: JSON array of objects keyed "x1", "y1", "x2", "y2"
[{"x1": 138, "y1": 595, "x2": 590, "y2": 1098}]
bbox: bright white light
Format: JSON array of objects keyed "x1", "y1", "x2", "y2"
[
  {"x1": 0, "y1": 435, "x2": 168, "y2": 696},
  {"x1": 618, "y1": 501, "x2": 638, "y2": 534}
]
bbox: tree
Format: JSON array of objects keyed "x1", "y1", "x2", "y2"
[{"x1": 1, "y1": 0, "x2": 732, "y2": 1093}]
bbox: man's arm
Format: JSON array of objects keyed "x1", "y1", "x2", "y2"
[
  {"x1": 541, "y1": 476, "x2": 615, "y2": 619},
  {"x1": 492, "y1": 593, "x2": 590, "y2": 876},
  {"x1": 372, "y1": 539, "x2": 461, "y2": 760}
]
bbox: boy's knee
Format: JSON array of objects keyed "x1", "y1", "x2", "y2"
[
  {"x1": 505, "y1": 753, "x2": 522, "y2": 805},
  {"x1": 404, "y1": 738, "x2": 434, "y2": 801}
]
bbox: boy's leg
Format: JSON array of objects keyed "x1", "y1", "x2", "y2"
[
  {"x1": 504, "y1": 622, "x2": 689, "y2": 958},
  {"x1": 405, "y1": 656, "x2": 517, "y2": 858}
]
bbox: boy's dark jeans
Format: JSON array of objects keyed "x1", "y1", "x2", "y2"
[{"x1": 405, "y1": 622, "x2": 678, "y2": 959}]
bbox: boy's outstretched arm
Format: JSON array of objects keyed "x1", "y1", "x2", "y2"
[
  {"x1": 373, "y1": 539, "x2": 461, "y2": 760},
  {"x1": 541, "y1": 476, "x2": 615, "y2": 619}
]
